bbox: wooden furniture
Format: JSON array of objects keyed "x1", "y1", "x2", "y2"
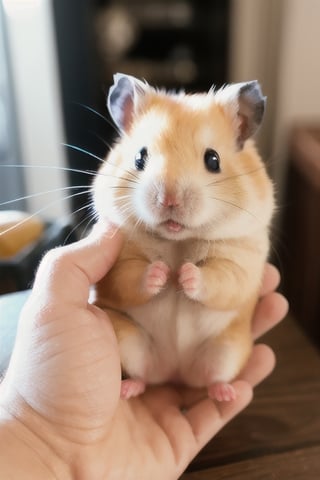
[
  {"x1": 180, "y1": 316, "x2": 320, "y2": 479},
  {"x1": 281, "y1": 126, "x2": 320, "y2": 348}
]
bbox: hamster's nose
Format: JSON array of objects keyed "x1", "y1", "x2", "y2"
[{"x1": 158, "y1": 192, "x2": 180, "y2": 208}]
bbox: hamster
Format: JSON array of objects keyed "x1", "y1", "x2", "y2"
[{"x1": 93, "y1": 73, "x2": 274, "y2": 401}]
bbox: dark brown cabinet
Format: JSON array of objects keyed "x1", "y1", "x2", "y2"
[{"x1": 282, "y1": 126, "x2": 320, "y2": 347}]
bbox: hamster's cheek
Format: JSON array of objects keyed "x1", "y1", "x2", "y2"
[
  {"x1": 132, "y1": 185, "x2": 158, "y2": 226},
  {"x1": 92, "y1": 183, "x2": 124, "y2": 227},
  {"x1": 94, "y1": 199, "x2": 122, "y2": 226}
]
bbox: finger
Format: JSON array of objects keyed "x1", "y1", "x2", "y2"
[
  {"x1": 144, "y1": 344, "x2": 276, "y2": 410},
  {"x1": 141, "y1": 385, "x2": 184, "y2": 414},
  {"x1": 260, "y1": 263, "x2": 281, "y2": 297},
  {"x1": 171, "y1": 343, "x2": 276, "y2": 410},
  {"x1": 30, "y1": 224, "x2": 123, "y2": 308},
  {"x1": 184, "y1": 380, "x2": 253, "y2": 451},
  {"x1": 252, "y1": 291, "x2": 289, "y2": 340},
  {"x1": 237, "y1": 344, "x2": 276, "y2": 386}
]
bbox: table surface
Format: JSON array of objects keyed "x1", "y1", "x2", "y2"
[{"x1": 180, "y1": 316, "x2": 320, "y2": 479}]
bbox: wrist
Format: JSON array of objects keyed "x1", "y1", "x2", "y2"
[{"x1": 0, "y1": 406, "x2": 71, "y2": 480}]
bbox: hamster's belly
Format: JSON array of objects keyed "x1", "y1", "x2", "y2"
[{"x1": 125, "y1": 287, "x2": 236, "y2": 385}]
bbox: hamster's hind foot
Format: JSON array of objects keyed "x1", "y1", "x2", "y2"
[
  {"x1": 207, "y1": 382, "x2": 236, "y2": 402},
  {"x1": 121, "y1": 379, "x2": 146, "y2": 399}
]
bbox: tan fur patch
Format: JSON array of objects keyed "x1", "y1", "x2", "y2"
[{"x1": 93, "y1": 82, "x2": 274, "y2": 389}]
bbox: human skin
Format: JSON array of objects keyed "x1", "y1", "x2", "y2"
[{"x1": 0, "y1": 225, "x2": 288, "y2": 480}]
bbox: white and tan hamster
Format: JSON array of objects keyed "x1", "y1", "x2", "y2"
[{"x1": 93, "y1": 73, "x2": 274, "y2": 401}]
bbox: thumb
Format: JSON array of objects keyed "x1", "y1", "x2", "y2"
[{"x1": 30, "y1": 224, "x2": 123, "y2": 309}]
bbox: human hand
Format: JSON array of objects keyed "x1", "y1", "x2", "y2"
[{"x1": 0, "y1": 226, "x2": 288, "y2": 480}]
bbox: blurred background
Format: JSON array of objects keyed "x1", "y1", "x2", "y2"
[{"x1": 0, "y1": 0, "x2": 320, "y2": 346}]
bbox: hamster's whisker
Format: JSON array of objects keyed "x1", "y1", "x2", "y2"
[
  {"x1": 0, "y1": 185, "x2": 89, "y2": 208},
  {"x1": 0, "y1": 163, "x2": 99, "y2": 178},
  {"x1": 62, "y1": 201, "x2": 96, "y2": 244},
  {"x1": 62, "y1": 143, "x2": 105, "y2": 164},
  {"x1": 105, "y1": 161, "x2": 140, "y2": 181},
  {"x1": 108, "y1": 185, "x2": 137, "y2": 191},
  {"x1": 205, "y1": 166, "x2": 265, "y2": 187},
  {"x1": 91, "y1": 170, "x2": 139, "y2": 185},
  {"x1": 101, "y1": 172, "x2": 139, "y2": 184},
  {"x1": 113, "y1": 194, "x2": 134, "y2": 202},
  {"x1": 1, "y1": 160, "x2": 138, "y2": 184},
  {"x1": 114, "y1": 195, "x2": 136, "y2": 212},
  {"x1": 116, "y1": 201, "x2": 135, "y2": 222},
  {"x1": 89, "y1": 130, "x2": 113, "y2": 151},
  {"x1": 73, "y1": 103, "x2": 111, "y2": 124},
  {"x1": 72, "y1": 102, "x2": 122, "y2": 137},
  {"x1": 104, "y1": 174, "x2": 139, "y2": 185},
  {"x1": 0, "y1": 189, "x2": 91, "y2": 237},
  {"x1": 116, "y1": 202, "x2": 134, "y2": 217},
  {"x1": 69, "y1": 199, "x2": 94, "y2": 219},
  {"x1": 130, "y1": 216, "x2": 144, "y2": 239},
  {"x1": 118, "y1": 207, "x2": 135, "y2": 220},
  {"x1": 209, "y1": 196, "x2": 261, "y2": 222},
  {"x1": 206, "y1": 185, "x2": 246, "y2": 197},
  {"x1": 81, "y1": 212, "x2": 99, "y2": 239},
  {"x1": 87, "y1": 169, "x2": 139, "y2": 183}
]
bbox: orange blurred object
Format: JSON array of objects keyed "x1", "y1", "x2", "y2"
[{"x1": 0, "y1": 211, "x2": 44, "y2": 259}]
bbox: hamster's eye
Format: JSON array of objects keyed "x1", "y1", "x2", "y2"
[
  {"x1": 135, "y1": 147, "x2": 148, "y2": 171},
  {"x1": 204, "y1": 148, "x2": 221, "y2": 173}
]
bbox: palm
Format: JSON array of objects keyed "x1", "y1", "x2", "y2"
[
  {"x1": 13, "y1": 298, "x2": 274, "y2": 479},
  {"x1": 0, "y1": 228, "x2": 288, "y2": 480},
  {"x1": 87, "y1": 343, "x2": 268, "y2": 480}
]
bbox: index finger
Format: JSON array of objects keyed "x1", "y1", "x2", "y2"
[{"x1": 260, "y1": 263, "x2": 281, "y2": 296}]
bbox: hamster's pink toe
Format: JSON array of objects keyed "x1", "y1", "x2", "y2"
[
  {"x1": 121, "y1": 379, "x2": 146, "y2": 399},
  {"x1": 207, "y1": 382, "x2": 236, "y2": 402}
]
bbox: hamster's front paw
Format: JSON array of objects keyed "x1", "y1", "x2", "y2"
[
  {"x1": 178, "y1": 262, "x2": 204, "y2": 300},
  {"x1": 143, "y1": 260, "x2": 170, "y2": 296}
]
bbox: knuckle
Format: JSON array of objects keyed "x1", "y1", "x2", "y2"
[{"x1": 39, "y1": 245, "x2": 71, "y2": 272}]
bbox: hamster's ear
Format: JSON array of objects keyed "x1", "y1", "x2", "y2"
[
  {"x1": 107, "y1": 73, "x2": 148, "y2": 131},
  {"x1": 215, "y1": 81, "x2": 266, "y2": 149}
]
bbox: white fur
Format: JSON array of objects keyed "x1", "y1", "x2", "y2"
[{"x1": 125, "y1": 286, "x2": 237, "y2": 385}]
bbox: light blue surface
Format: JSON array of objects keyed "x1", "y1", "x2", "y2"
[{"x1": 0, "y1": 290, "x2": 30, "y2": 374}]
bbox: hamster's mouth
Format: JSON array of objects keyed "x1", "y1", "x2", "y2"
[{"x1": 162, "y1": 219, "x2": 185, "y2": 233}]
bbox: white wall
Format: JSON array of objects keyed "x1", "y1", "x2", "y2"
[
  {"x1": 229, "y1": 0, "x2": 320, "y2": 193},
  {"x1": 3, "y1": 0, "x2": 69, "y2": 219},
  {"x1": 272, "y1": 0, "x2": 320, "y2": 186},
  {"x1": 229, "y1": 0, "x2": 283, "y2": 160}
]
